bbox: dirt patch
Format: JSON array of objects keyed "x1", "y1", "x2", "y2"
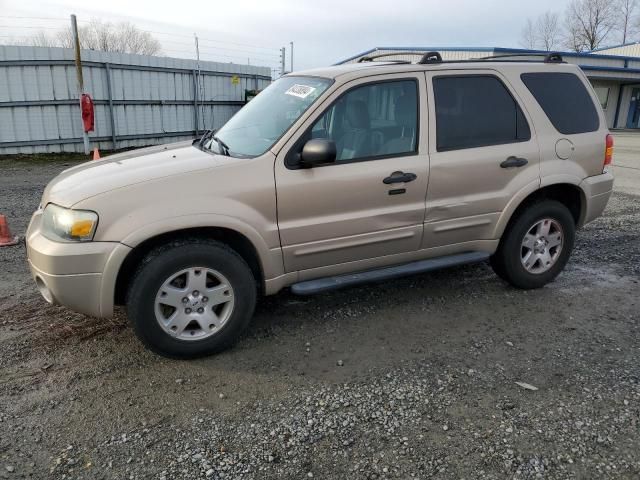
[{"x1": 0, "y1": 156, "x2": 638, "y2": 480}]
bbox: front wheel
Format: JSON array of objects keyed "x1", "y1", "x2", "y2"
[
  {"x1": 491, "y1": 200, "x2": 576, "y2": 289},
  {"x1": 126, "y1": 240, "x2": 257, "y2": 358}
]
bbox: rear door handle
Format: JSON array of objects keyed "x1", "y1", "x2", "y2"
[
  {"x1": 383, "y1": 171, "x2": 417, "y2": 184},
  {"x1": 500, "y1": 156, "x2": 528, "y2": 168}
]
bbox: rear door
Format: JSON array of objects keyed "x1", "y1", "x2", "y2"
[
  {"x1": 274, "y1": 73, "x2": 429, "y2": 273},
  {"x1": 423, "y1": 70, "x2": 540, "y2": 248}
]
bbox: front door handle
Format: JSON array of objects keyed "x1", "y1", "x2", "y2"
[
  {"x1": 383, "y1": 171, "x2": 417, "y2": 184},
  {"x1": 500, "y1": 156, "x2": 528, "y2": 168}
]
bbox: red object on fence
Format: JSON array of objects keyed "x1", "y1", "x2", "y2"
[{"x1": 81, "y1": 93, "x2": 94, "y2": 133}]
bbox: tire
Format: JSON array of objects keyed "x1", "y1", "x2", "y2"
[
  {"x1": 490, "y1": 200, "x2": 575, "y2": 289},
  {"x1": 126, "y1": 239, "x2": 257, "y2": 359}
]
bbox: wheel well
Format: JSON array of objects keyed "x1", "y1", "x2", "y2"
[
  {"x1": 511, "y1": 184, "x2": 584, "y2": 229},
  {"x1": 114, "y1": 227, "x2": 264, "y2": 306}
]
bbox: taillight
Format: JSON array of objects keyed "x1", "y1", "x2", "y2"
[{"x1": 604, "y1": 134, "x2": 614, "y2": 170}]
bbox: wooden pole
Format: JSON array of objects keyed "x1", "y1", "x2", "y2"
[{"x1": 71, "y1": 14, "x2": 89, "y2": 154}]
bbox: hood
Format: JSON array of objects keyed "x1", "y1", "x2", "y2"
[{"x1": 42, "y1": 141, "x2": 227, "y2": 207}]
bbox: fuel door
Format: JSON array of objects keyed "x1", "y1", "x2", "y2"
[{"x1": 555, "y1": 138, "x2": 575, "y2": 160}]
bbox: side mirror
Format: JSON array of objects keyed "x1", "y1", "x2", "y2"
[{"x1": 300, "y1": 139, "x2": 336, "y2": 167}]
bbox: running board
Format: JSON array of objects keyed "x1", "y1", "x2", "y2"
[{"x1": 290, "y1": 251, "x2": 490, "y2": 295}]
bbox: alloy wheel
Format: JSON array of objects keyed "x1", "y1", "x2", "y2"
[{"x1": 154, "y1": 267, "x2": 235, "y2": 341}]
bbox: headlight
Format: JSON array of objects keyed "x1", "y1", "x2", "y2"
[{"x1": 42, "y1": 204, "x2": 98, "y2": 242}]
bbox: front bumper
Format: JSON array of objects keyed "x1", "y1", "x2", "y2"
[
  {"x1": 26, "y1": 209, "x2": 131, "y2": 318},
  {"x1": 579, "y1": 171, "x2": 614, "y2": 226}
]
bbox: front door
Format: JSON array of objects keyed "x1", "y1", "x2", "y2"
[
  {"x1": 275, "y1": 73, "x2": 429, "y2": 273},
  {"x1": 422, "y1": 70, "x2": 541, "y2": 248},
  {"x1": 627, "y1": 88, "x2": 640, "y2": 128}
]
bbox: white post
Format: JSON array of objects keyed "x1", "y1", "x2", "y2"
[
  {"x1": 194, "y1": 34, "x2": 202, "y2": 132},
  {"x1": 71, "y1": 14, "x2": 89, "y2": 155},
  {"x1": 290, "y1": 41, "x2": 293, "y2": 72}
]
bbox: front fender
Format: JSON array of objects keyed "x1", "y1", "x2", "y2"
[
  {"x1": 119, "y1": 213, "x2": 284, "y2": 280},
  {"x1": 72, "y1": 155, "x2": 282, "y2": 280}
]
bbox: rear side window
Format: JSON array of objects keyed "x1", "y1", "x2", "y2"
[
  {"x1": 521, "y1": 72, "x2": 600, "y2": 135},
  {"x1": 433, "y1": 75, "x2": 531, "y2": 152}
]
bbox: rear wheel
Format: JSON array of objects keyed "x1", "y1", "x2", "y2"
[
  {"x1": 491, "y1": 200, "x2": 575, "y2": 289},
  {"x1": 127, "y1": 240, "x2": 257, "y2": 358}
]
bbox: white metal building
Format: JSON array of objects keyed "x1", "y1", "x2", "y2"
[
  {"x1": 337, "y1": 47, "x2": 640, "y2": 130},
  {"x1": 592, "y1": 42, "x2": 640, "y2": 57}
]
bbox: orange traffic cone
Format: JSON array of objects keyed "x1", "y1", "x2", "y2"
[
  {"x1": 92, "y1": 147, "x2": 100, "y2": 160},
  {"x1": 0, "y1": 215, "x2": 19, "y2": 247}
]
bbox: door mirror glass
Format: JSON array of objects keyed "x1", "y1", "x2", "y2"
[{"x1": 300, "y1": 139, "x2": 337, "y2": 167}]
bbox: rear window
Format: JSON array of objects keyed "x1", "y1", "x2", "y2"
[
  {"x1": 521, "y1": 72, "x2": 600, "y2": 135},
  {"x1": 433, "y1": 75, "x2": 531, "y2": 152}
]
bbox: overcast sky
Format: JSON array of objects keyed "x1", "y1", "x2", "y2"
[{"x1": 1, "y1": 0, "x2": 572, "y2": 72}]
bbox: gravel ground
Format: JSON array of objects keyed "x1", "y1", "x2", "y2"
[{"x1": 0, "y1": 137, "x2": 638, "y2": 480}]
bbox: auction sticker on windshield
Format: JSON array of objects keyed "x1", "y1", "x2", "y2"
[{"x1": 285, "y1": 84, "x2": 316, "y2": 99}]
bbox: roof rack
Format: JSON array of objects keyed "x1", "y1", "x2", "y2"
[
  {"x1": 355, "y1": 50, "x2": 565, "y2": 66},
  {"x1": 479, "y1": 52, "x2": 564, "y2": 63},
  {"x1": 417, "y1": 51, "x2": 443, "y2": 64},
  {"x1": 357, "y1": 52, "x2": 414, "y2": 63}
]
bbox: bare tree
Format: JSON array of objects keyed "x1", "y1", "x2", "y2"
[
  {"x1": 19, "y1": 19, "x2": 162, "y2": 55},
  {"x1": 618, "y1": 0, "x2": 639, "y2": 43},
  {"x1": 521, "y1": 12, "x2": 562, "y2": 50},
  {"x1": 6, "y1": 31, "x2": 58, "y2": 48},
  {"x1": 28, "y1": 31, "x2": 59, "y2": 48},
  {"x1": 565, "y1": 0, "x2": 617, "y2": 51},
  {"x1": 62, "y1": 20, "x2": 161, "y2": 55},
  {"x1": 564, "y1": 14, "x2": 589, "y2": 51},
  {"x1": 537, "y1": 11, "x2": 562, "y2": 50},
  {"x1": 521, "y1": 18, "x2": 537, "y2": 49}
]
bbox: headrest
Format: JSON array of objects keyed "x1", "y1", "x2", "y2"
[{"x1": 346, "y1": 100, "x2": 370, "y2": 129}]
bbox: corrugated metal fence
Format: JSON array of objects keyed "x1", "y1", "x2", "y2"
[{"x1": 0, "y1": 45, "x2": 272, "y2": 154}]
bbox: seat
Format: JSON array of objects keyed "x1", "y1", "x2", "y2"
[
  {"x1": 336, "y1": 100, "x2": 372, "y2": 160},
  {"x1": 381, "y1": 91, "x2": 417, "y2": 155}
]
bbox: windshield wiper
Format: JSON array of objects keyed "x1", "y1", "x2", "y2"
[
  {"x1": 197, "y1": 129, "x2": 214, "y2": 146},
  {"x1": 212, "y1": 135, "x2": 230, "y2": 156},
  {"x1": 197, "y1": 129, "x2": 230, "y2": 156}
]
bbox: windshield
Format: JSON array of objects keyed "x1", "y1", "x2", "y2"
[{"x1": 203, "y1": 76, "x2": 332, "y2": 157}]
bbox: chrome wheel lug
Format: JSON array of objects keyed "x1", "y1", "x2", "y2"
[
  {"x1": 182, "y1": 297, "x2": 188, "y2": 303},
  {"x1": 202, "y1": 297, "x2": 208, "y2": 303},
  {"x1": 197, "y1": 307, "x2": 204, "y2": 314},
  {"x1": 193, "y1": 290, "x2": 199, "y2": 297},
  {"x1": 185, "y1": 308, "x2": 192, "y2": 314}
]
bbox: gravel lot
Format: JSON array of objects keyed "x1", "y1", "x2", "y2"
[{"x1": 0, "y1": 135, "x2": 638, "y2": 479}]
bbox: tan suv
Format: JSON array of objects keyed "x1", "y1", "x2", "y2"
[{"x1": 26, "y1": 52, "x2": 614, "y2": 358}]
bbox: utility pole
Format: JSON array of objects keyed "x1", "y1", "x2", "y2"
[
  {"x1": 280, "y1": 47, "x2": 286, "y2": 77},
  {"x1": 194, "y1": 34, "x2": 200, "y2": 67},
  {"x1": 194, "y1": 34, "x2": 201, "y2": 133},
  {"x1": 290, "y1": 41, "x2": 293, "y2": 72},
  {"x1": 71, "y1": 14, "x2": 89, "y2": 155}
]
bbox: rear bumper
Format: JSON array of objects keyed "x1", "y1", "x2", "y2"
[
  {"x1": 579, "y1": 171, "x2": 614, "y2": 226},
  {"x1": 26, "y1": 209, "x2": 131, "y2": 318}
]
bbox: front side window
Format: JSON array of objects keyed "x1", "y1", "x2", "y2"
[
  {"x1": 206, "y1": 76, "x2": 332, "y2": 157},
  {"x1": 306, "y1": 79, "x2": 419, "y2": 162},
  {"x1": 521, "y1": 72, "x2": 600, "y2": 135},
  {"x1": 433, "y1": 75, "x2": 531, "y2": 152}
]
